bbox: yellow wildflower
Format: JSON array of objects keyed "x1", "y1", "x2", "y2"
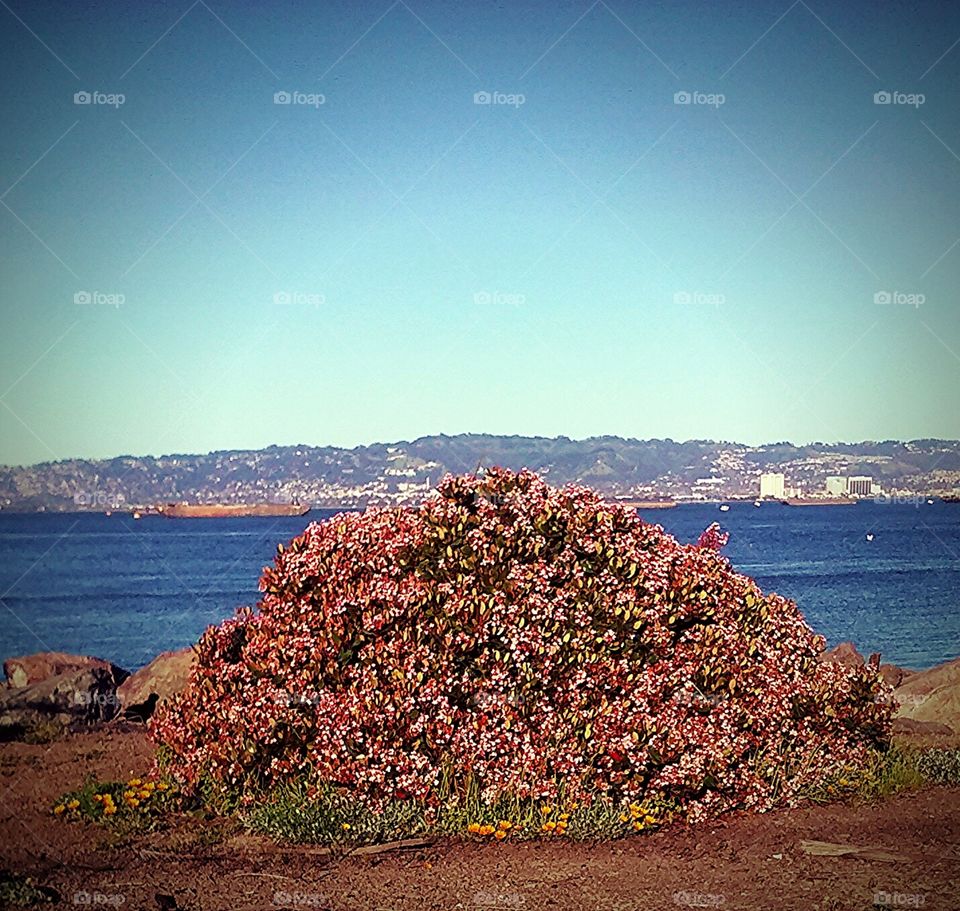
[
  {"x1": 66, "y1": 799, "x2": 80, "y2": 810},
  {"x1": 467, "y1": 822, "x2": 481, "y2": 834},
  {"x1": 53, "y1": 805, "x2": 66, "y2": 815}
]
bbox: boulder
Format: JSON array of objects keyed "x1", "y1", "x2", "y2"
[
  {"x1": 0, "y1": 666, "x2": 123, "y2": 739},
  {"x1": 3, "y1": 652, "x2": 128, "y2": 689},
  {"x1": 820, "y1": 642, "x2": 865, "y2": 667},
  {"x1": 893, "y1": 657, "x2": 960, "y2": 735},
  {"x1": 879, "y1": 663, "x2": 913, "y2": 688},
  {"x1": 117, "y1": 647, "x2": 196, "y2": 720},
  {"x1": 891, "y1": 717, "x2": 954, "y2": 737}
]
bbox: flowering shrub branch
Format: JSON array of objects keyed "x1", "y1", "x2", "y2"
[{"x1": 152, "y1": 469, "x2": 892, "y2": 827}]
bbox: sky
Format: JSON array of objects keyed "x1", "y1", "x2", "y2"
[{"x1": 1, "y1": 0, "x2": 959, "y2": 466}]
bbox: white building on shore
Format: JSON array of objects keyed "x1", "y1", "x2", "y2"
[{"x1": 759, "y1": 472, "x2": 786, "y2": 499}]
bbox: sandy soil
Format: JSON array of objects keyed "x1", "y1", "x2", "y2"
[{"x1": 1, "y1": 728, "x2": 958, "y2": 911}]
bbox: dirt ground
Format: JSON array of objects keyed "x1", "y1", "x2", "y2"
[{"x1": 1, "y1": 729, "x2": 958, "y2": 911}]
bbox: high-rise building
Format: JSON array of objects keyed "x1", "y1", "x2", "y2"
[
  {"x1": 825, "y1": 476, "x2": 847, "y2": 496},
  {"x1": 759, "y1": 472, "x2": 786, "y2": 499},
  {"x1": 847, "y1": 476, "x2": 873, "y2": 497}
]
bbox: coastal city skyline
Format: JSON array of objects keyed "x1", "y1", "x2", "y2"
[
  {"x1": 2, "y1": 0, "x2": 960, "y2": 466},
  {"x1": 3, "y1": 433, "x2": 959, "y2": 510}
]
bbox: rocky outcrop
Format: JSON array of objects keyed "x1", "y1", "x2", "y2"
[
  {"x1": 891, "y1": 717, "x2": 955, "y2": 736},
  {"x1": 3, "y1": 652, "x2": 128, "y2": 689},
  {"x1": 821, "y1": 642, "x2": 866, "y2": 668},
  {"x1": 117, "y1": 647, "x2": 196, "y2": 720},
  {"x1": 893, "y1": 657, "x2": 960, "y2": 735},
  {"x1": 821, "y1": 642, "x2": 913, "y2": 689},
  {"x1": 0, "y1": 666, "x2": 124, "y2": 739}
]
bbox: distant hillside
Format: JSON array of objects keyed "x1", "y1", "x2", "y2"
[{"x1": 1, "y1": 435, "x2": 959, "y2": 511}]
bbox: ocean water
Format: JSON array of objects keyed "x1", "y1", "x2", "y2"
[{"x1": 0, "y1": 502, "x2": 957, "y2": 672}]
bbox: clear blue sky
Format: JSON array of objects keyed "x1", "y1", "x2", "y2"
[{"x1": 1, "y1": 0, "x2": 958, "y2": 465}]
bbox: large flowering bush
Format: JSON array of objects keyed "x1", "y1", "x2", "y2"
[{"x1": 152, "y1": 469, "x2": 891, "y2": 825}]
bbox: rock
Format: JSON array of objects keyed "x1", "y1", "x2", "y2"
[
  {"x1": 879, "y1": 663, "x2": 913, "y2": 688},
  {"x1": 117, "y1": 647, "x2": 196, "y2": 719},
  {"x1": 821, "y1": 642, "x2": 865, "y2": 667},
  {"x1": 0, "y1": 667, "x2": 123, "y2": 739},
  {"x1": 891, "y1": 717, "x2": 954, "y2": 736},
  {"x1": 3, "y1": 651, "x2": 128, "y2": 689},
  {"x1": 894, "y1": 657, "x2": 960, "y2": 734}
]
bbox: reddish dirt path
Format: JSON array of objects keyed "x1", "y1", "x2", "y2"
[{"x1": 1, "y1": 730, "x2": 957, "y2": 911}]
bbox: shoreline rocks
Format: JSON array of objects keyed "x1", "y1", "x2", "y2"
[
  {"x1": 3, "y1": 652, "x2": 129, "y2": 690},
  {"x1": 117, "y1": 647, "x2": 196, "y2": 719}
]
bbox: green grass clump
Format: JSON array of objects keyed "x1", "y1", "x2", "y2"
[
  {"x1": 0, "y1": 871, "x2": 55, "y2": 907},
  {"x1": 53, "y1": 773, "x2": 181, "y2": 834},
  {"x1": 913, "y1": 747, "x2": 960, "y2": 784},
  {"x1": 800, "y1": 745, "x2": 960, "y2": 804},
  {"x1": 242, "y1": 773, "x2": 680, "y2": 847}
]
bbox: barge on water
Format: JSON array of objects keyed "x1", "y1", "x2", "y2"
[{"x1": 156, "y1": 503, "x2": 310, "y2": 518}]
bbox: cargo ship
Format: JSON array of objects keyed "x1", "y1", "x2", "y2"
[
  {"x1": 609, "y1": 498, "x2": 677, "y2": 509},
  {"x1": 781, "y1": 497, "x2": 856, "y2": 507},
  {"x1": 156, "y1": 503, "x2": 310, "y2": 518}
]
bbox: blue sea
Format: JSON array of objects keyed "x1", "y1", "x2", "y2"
[{"x1": 0, "y1": 502, "x2": 957, "y2": 672}]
